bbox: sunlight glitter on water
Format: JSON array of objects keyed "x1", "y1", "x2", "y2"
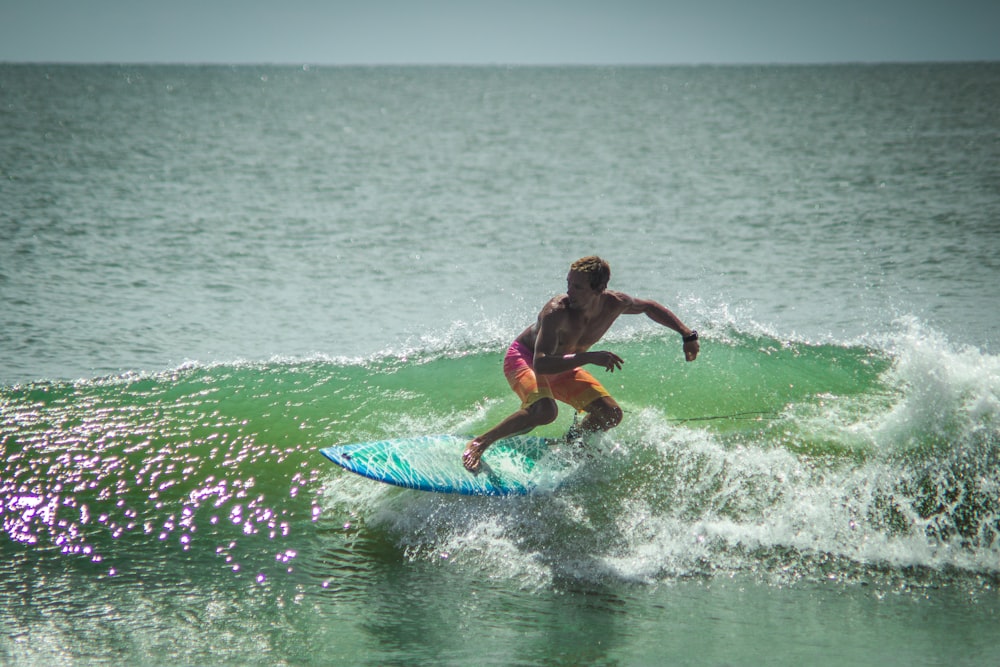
[{"x1": 0, "y1": 377, "x2": 325, "y2": 583}]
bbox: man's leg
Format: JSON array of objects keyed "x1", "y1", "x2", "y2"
[
  {"x1": 463, "y1": 398, "x2": 558, "y2": 473},
  {"x1": 578, "y1": 396, "x2": 623, "y2": 433},
  {"x1": 551, "y1": 365, "x2": 621, "y2": 439}
]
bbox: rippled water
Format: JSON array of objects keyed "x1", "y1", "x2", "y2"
[{"x1": 1, "y1": 63, "x2": 998, "y2": 665}]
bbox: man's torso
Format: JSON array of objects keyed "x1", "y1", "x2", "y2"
[{"x1": 515, "y1": 291, "x2": 631, "y2": 354}]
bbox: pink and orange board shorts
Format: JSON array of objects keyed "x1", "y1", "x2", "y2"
[{"x1": 503, "y1": 340, "x2": 610, "y2": 411}]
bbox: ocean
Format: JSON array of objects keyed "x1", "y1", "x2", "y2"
[{"x1": 1, "y1": 63, "x2": 998, "y2": 665}]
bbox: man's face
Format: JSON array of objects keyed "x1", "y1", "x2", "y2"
[{"x1": 566, "y1": 270, "x2": 600, "y2": 309}]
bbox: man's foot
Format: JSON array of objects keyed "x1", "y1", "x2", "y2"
[{"x1": 462, "y1": 439, "x2": 487, "y2": 474}]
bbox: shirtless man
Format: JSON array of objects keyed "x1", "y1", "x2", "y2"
[{"x1": 462, "y1": 256, "x2": 700, "y2": 473}]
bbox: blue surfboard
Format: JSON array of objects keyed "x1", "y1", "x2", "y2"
[{"x1": 319, "y1": 434, "x2": 572, "y2": 496}]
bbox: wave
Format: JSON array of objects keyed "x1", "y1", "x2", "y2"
[{"x1": 2, "y1": 320, "x2": 998, "y2": 589}]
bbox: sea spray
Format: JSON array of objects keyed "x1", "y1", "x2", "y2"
[{"x1": 317, "y1": 328, "x2": 998, "y2": 589}]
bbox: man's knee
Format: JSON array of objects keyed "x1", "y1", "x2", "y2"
[
  {"x1": 601, "y1": 404, "x2": 624, "y2": 429},
  {"x1": 588, "y1": 397, "x2": 623, "y2": 429},
  {"x1": 527, "y1": 398, "x2": 559, "y2": 426}
]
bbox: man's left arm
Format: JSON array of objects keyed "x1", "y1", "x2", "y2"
[{"x1": 623, "y1": 295, "x2": 700, "y2": 362}]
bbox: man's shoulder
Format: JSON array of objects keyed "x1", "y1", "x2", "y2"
[
  {"x1": 540, "y1": 295, "x2": 571, "y2": 318},
  {"x1": 603, "y1": 290, "x2": 637, "y2": 309}
]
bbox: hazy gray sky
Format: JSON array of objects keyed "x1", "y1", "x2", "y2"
[{"x1": 2, "y1": 0, "x2": 998, "y2": 65}]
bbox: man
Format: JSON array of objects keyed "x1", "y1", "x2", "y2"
[{"x1": 462, "y1": 256, "x2": 700, "y2": 473}]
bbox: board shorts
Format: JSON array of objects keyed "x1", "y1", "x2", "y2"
[{"x1": 502, "y1": 340, "x2": 611, "y2": 411}]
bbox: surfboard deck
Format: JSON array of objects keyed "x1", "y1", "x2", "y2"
[{"x1": 319, "y1": 434, "x2": 572, "y2": 496}]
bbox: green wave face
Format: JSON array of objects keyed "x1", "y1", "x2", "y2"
[{"x1": 2, "y1": 329, "x2": 998, "y2": 585}]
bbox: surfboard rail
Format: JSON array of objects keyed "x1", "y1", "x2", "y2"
[{"x1": 320, "y1": 434, "x2": 569, "y2": 496}]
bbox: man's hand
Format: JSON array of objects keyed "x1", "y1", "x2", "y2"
[
  {"x1": 683, "y1": 339, "x2": 700, "y2": 362},
  {"x1": 592, "y1": 351, "x2": 624, "y2": 372}
]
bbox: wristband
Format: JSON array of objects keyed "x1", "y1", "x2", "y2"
[{"x1": 682, "y1": 330, "x2": 698, "y2": 343}]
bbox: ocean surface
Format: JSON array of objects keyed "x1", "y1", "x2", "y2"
[{"x1": 1, "y1": 63, "x2": 999, "y2": 665}]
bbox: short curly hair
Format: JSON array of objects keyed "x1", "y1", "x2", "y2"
[{"x1": 570, "y1": 256, "x2": 611, "y2": 290}]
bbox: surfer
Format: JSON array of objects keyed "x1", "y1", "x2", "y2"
[{"x1": 463, "y1": 256, "x2": 699, "y2": 473}]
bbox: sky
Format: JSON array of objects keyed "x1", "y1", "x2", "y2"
[{"x1": 1, "y1": 0, "x2": 998, "y2": 65}]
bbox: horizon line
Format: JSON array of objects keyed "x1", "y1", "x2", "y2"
[{"x1": 3, "y1": 58, "x2": 997, "y2": 68}]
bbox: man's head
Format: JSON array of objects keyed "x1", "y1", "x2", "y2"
[{"x1": 570, "y1": 256, "x2": 611, "y2": 292}]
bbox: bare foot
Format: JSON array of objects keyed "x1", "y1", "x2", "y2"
[{"x1": 462, "y1": 439, "x2": 487, "y2": 474}]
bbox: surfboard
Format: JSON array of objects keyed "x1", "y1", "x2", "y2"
[{"x1": 319, "y1": 434, "x2": 571, "y2": 496}]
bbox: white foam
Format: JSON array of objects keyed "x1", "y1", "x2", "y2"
[
  {"x1": 318, "y1": 320, "x2": 1000, "y2": 587},
  {"x1": 876, "y1": 319, "x2": 1000, "y2": 452}
]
